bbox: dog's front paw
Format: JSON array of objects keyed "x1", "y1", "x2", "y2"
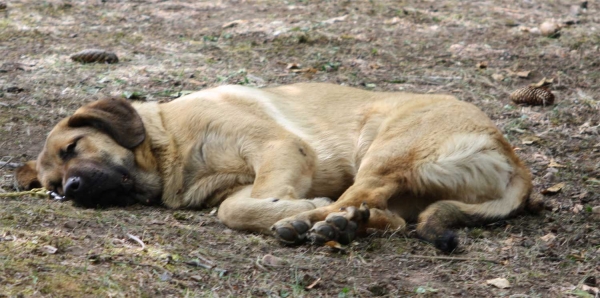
[
  {"x1": 271, "y1": 218, "x2": 312, "y2": 245},
  {"x1": 308, "y1": 203, "x2": 370, "y2": 245}
]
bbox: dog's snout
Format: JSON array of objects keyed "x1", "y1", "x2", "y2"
[{"x1": 64, "y1": 176, "x2": 82, "y2": 197}]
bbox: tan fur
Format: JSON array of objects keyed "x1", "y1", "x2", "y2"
[{"x1": 16, "y1": 83, "x2": 536, "y2": 251}]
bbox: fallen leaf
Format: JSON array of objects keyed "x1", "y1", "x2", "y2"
[
  {"x1": 476, "y1": 61, "x2": 488, "y2": 69},
  {"x1": 286, "y1": 63, "x2": 301, "y2": 69},
  {"x1": 290, "y1": 67, "x2": 317, "y2": 74},
  {"x1": 486, "y1": 278, "x2": 511, "y2": 289},
  {"x1": 518, "y1": 26, "x2": 531, "y2": 32},
  {"x1": 261, "y1": 254, "x2": 287, "y2": 267},
  {"x1": 322, "y1": 15, "x2": 348, "y2": 25},
  {"x1": 581, "y1": 285, "x2": 600, "y2": 295},
  {"x1": 324, "y1": 240, "x2": 346, "y2": 252},
  {"x1": 540, "y1": 233, "x2": 556, "y2": 243},
  {"x1": 126, "y1": 233, "x2": 145, "y2": 249},
  {"x1": 521, "y1": 135, "x2": 541, "y2": 145},
  {"x1": 516, "y1": 71, "x2": 531, "y2": 78},
  {"x1": 572, "y1": 204, "x2": 584, "y2": 214},
  {"x1": 541, "y1": 182, "x2": 565, "y2": 195},
  {"x1": 159, "y1": 271, "x2": 172, "y2": 282},
  {"x1": 43, "y1": 245, "x2": 58, "y2": 254},
  {"x1": 492, "y1": 73, "x2": 505, "y2": 81},
  {"x1": 190, "y1": 275, "x2": 203, "y2": 282},
  {"x1": 222, "y1": 19, "x2": 246, "y2": 29},
  {"x1": 592, "y1": 206, "x2": 600, "y2": 214},
  {"x1": 384, "y1": 17, "x2": 401, "y2": 25},
  {"x1": 415, "y1": 286, "x2": 438, "y2": 294},
  {"x1": 548, "y1": 159, "x2": 566, "y2": 168}
]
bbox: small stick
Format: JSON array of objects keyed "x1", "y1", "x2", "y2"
[
  {"x1": 0, "y1": 158, "x2": 21, "y2": 170},
  {"x1": 404, "y1": 254, "x2": 500, "y2": 264},
  {"x1": 0, "y1": 188, "x2": 50, "y2": 198}
]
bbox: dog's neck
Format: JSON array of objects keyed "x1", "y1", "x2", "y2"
[{"x1": 132, "y1": 102, "x2": 186, "y2": 208}]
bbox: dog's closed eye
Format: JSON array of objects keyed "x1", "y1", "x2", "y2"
[{"x1": 59, "y1": 137, "x2": 82, "y2": 161}]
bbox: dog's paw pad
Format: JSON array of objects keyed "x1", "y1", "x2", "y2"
[
  {"x1": 308, "y1": 203, "x2": 369, "y2": 245},
  {"x1": 271, "y1": 220, "x2": 310, "y2": 245}
]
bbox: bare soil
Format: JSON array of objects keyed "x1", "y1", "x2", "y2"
[{"x1": 1, "y1": 0, "x2": 599, "y2": 297}]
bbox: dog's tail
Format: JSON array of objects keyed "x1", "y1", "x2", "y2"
[
  {"x1": 416, "y1": 171, "x2": 538, "y2": 252},
  {"x1": 417, "y1": 132, "x2": 543, "y2": 252}
]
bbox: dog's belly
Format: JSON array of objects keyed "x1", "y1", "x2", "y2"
[{"x1": 308, "y1": 158, "x2": 356, "y2": 200}]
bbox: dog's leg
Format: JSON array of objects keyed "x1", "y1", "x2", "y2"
[
  {"x1": 272, "y1": 168, "x2": 406, "y2": 244},
  {"x1": 415, "y1": 163, "x2": 534, "y2": 252},
  {"x1": 218, "y1": 185, "x2": 333, "y2": 235},
  {"x1": 218, "y1": 137, "x2": 335, "y2": 237}
]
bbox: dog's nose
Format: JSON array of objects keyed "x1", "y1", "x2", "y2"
[{"x1": 64, "y1": 176, "x2": 82, "y2": 197}]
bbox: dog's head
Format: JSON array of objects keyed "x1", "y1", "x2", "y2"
[{"x1": 16, "y1": 98, "x2": 162, "y2": 207}]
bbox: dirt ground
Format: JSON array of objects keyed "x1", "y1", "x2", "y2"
[{"x1": 1, "y1": 0, "x2": 599, "y2": 297}]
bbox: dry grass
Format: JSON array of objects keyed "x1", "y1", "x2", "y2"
[{"x1": 1, "y1": 0, "x2": 599, "y2": 296}]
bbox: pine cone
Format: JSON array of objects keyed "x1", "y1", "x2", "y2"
[
  {"x1": 70, "y1": 49, "x2": 119, "y2": 64},
  {"x1": 510, "y1": 78, "x2": 555, "y2": 106}
]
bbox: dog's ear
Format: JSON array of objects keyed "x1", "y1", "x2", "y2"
[
  {"x1": 15, "y1": 160, "x2": 41, "y2": 190},
  {"x1": 68, "y1": 98, "x2": 145, "y2": 149}
]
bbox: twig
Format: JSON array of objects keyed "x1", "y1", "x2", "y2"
[
  {"x1": 0, "y1": 161, "x2": 23, "y2": 169},
  {"x1": 404, "y1": 254, "x2": 500, "y2": 264},
  {"x1": 0, "y1": 188, "x2": 50, "y2": 199},
  {"x1": 126, "y1": 233, "x2": 146, "y2": 249},
  {"x1": 186, "y1": 259, "x2": 228, "y2": 275},
  {"x1": 0, "y1": 156, "x2": 21, "y2": 170}
]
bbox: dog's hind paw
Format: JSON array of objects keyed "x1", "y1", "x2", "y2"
[{"x1": 308, "y1": 203, "x2": 370, "y2": 245}]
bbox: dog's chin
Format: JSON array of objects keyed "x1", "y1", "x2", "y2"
[{"x1": 70, "y1": 191, "x2": 139, "y2": 208}]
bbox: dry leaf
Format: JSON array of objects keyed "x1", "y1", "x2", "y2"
[
  {"x1": 43, "y1": 245, "x2": 58, "y2": 254},
  {"x1": 286, "y1": 63, "x2": 301, "y2": 69},
  {"x1": 540, "y1": 21, "x2": 561, "y2": 37},
  {"x1": 261, "y1": 254, "x2": 286, "y2": 267},
  {"x1": 521, "y1": 136, "x2": 541, "y2": 145},
  {"x1": 486, "y1": 278, "x2": 511, "y2": 289},
  {"x1": 516, "y1": 71, "x2": 530, "y2": 78},
  {"x1": 531, "y1": 77, "x2": 554, "y2": 88},
  {"x1": 572, "y1": 204, "x2": 584, "y2": 214},
  {"x1": 290, "y1": 67, "x2": 317, "y2": 74},
  {"x1": 540, "y1": 233, "x2": 556, "y2": 243},
  {"x1": 222, "y1": 19, "x2": 246, "y2": 29},
  {"x1": 476, "y1": 62, "x2": 488, "y2": 69},
  {"x1": 541, "y1": 182, "x2": 565, "y2": 195},
  {"x1": 191, "y1": 275, "x2": 203, "y2": 282},
  {"x1": 323, "y1": 15, "x2": 348, "y2": 25},
  {"x1": 324, "y1": 240, "x2": 345, "y2": 252},
  {"x1": 592, "y1": 206, "x2": 600, "y2": 214},
  {"x1": 548, "y1": 159, "x2": 566, "y2": 168},
  {"x1": 581, "y1": 285, "x2": 600, "y2": 295},
  {"x1": 384, "y1": 17, "x2": 400, "y2": 25},
  {"x1": 492, "y1": 73, "x2": 505, "y2": 81}
]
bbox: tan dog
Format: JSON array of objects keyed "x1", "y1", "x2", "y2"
[{"x1": 16, "y1": 83, "x2": 542, "y2": 252}]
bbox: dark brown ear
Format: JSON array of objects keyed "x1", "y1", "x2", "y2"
[
  {"x1": 15, "y1": 160, "x2": 41, "y2": 190},
  {"x1": 68, "y1": 98, "x2": 145, "y2": 149}
]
